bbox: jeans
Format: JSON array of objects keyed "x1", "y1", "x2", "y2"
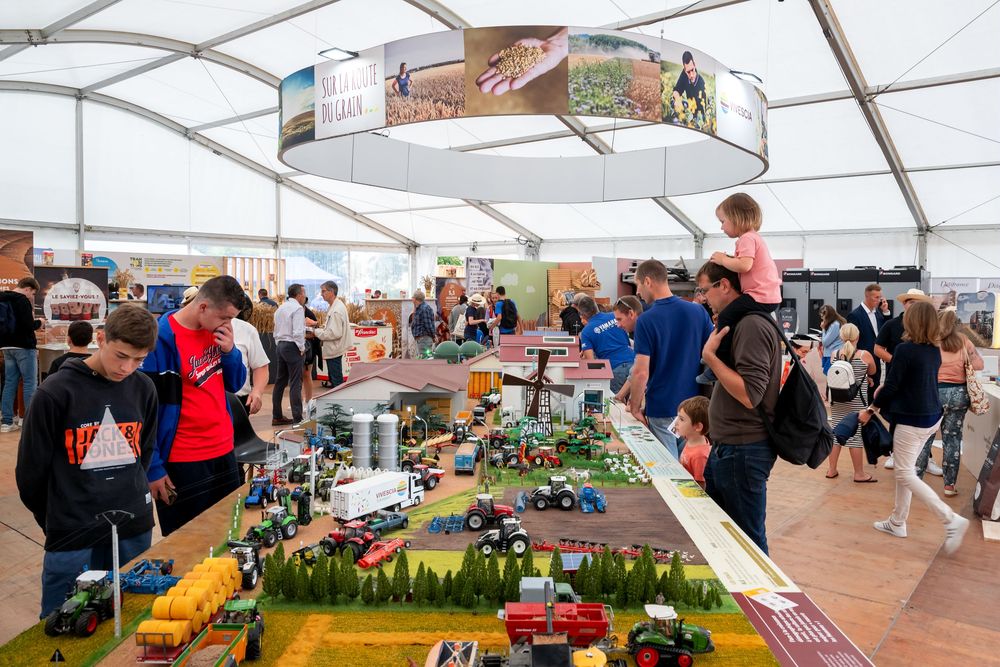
[
  {"x1": 888, "y1": 421, "x2": 955, "y2": 526},
  {"x1": 156, "y1": 451, "x2": 241, "y2": 537},
  {"x1": 415, "y1": 335, "x2": 435, "y2": 357},
  {"x1": 916, "y1": 385, "x2": 969, "y2": 487},
  {"x1": 707, "y1": 441, "x2": 777, "y2": 554},
  {"x1": 647, "y1": 417, "x2": 681, "y2": 459},
  {"x1": 272, "y1": 341, "x2": 304, "y2": 421},
  {"x1": 2, "y1": 348, "x2": 37, "y2": 424},
  {"x1": 610, "y1": 361, "x2": 633, "y2": 394},
  {"x1": 41, "y1": 530, "x2": 152, "y2": 618},
  {"x1": 325, "y1": 355, "x2": 344, "y2": 389}
]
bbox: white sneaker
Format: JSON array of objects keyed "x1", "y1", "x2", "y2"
[
  {"x1": 0, "y1": 423, "x2": 19, "y2": 434},
  {"x1": 927, "y1": 459, "x2": 943, "y2": 476},
  {"x1": 873, "y1": 518, "x2": 907, "y2": 538},
  {"x1": 943, "y1": 514, "x2": 970, "y2": 555},
  {"x1": 13, "y1": 416, "x2": 22, "y2": 426},
  {"x1": 883, "y1": 455, "x2": 895, "y2": 470}
]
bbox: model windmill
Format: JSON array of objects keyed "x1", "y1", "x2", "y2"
[{"x1": 501, "y1": 348, "x2": 574, "y2": 436}]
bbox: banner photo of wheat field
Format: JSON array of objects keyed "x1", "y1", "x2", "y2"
[
  {"x1": 568, "y1": 28, "x2": 661, "y2": 122},
  {"x1": 384, "y1": 30, "x2": 466, "y2": 126},
  {"x1": 661, "y1": 43, "x2": 717, "y2": 135},
  {"x1": 279, "y1": 65, "x2": 316, "y2": 150}
]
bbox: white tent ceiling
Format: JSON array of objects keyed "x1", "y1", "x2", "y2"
[{"x1": 1, "y1": 0, "x2": 998, "y2": 260}]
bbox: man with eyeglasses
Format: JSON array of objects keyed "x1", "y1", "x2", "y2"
[
  {"x1": 313, "y1": 280, "x2": 350, "y2": 389},
  {"x1": 628, "y1": 260, "x2": 713, "y2": 459},
  {"x1": 697, "y1": 261, "x2": 781, "y2": 555}
]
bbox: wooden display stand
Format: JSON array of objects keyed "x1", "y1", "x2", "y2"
[
  {"x1": 547, "y1": 268, "x2": 600, "y2": 329},
  {"x1": 224, "y1": 256, "x2": 285, "y2": 300}
]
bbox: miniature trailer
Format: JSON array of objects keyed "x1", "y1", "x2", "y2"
[
  {"x1": 454, "y1": 440, "x2": 482, "y2": 474},
  {"x1": 502, "y1": 602, "x2": 612, "y2": 648},
  {"x1": 170, "y1": 623, "x2": 249, "y2": 666},
  {"x1": 329, "y1": 471, "x2": 424, "y2": 521}
]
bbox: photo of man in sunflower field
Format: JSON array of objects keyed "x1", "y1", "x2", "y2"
[{"x1": 662, "y1": 49, "x2": 717, "y2": 135}]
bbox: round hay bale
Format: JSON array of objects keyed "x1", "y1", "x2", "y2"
[{"x1": 152, "y1": 595, "x2": 196, "y2": 621}]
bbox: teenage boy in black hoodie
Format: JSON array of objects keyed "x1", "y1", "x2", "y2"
[{"x1": 16, "y1": 304, "x2": 159, "y2": 619}]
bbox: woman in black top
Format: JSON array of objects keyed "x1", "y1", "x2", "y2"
[
  {"x1": 859, "y1": 301, "x2": 969, "y2": 554},
  {"x1": 464, "y1": 294, "x2": 489, "y2": 345}
]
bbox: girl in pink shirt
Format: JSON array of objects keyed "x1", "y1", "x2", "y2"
[{"x1": 700, "y1": 193, "x2": 781, "y2": 380}]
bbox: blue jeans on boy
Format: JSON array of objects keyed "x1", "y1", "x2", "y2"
[
  {"x1": 707, "y1": 440, "x2": 776, "y2": 554},
  {"x1": 647, "y1": 417, "x2": 682, "y2": 459},
  {"x1": 2, "y1": 348, "x2": 37, "y2": 424},
  {"x1": 610, "y1": 361, "x2": 633, "y2": 394},
  {"x1": 41, "y1": 530, "x2": 152, "y2": 618}
]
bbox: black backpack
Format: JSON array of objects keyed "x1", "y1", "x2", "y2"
[
  {"x1": 499, "y1": 298, "x2": 518, "y2": 330},
  {"x1": 751, "y1": 314, "x2": 834, "y2": 469}
]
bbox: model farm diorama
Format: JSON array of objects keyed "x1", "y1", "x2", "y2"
[{"x1": 5, "y1": 342, "x2": 775, "y2": 667}]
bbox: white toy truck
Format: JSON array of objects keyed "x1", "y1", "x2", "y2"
[{"x1": 329, "y1": 471, "x2": 425, "y2": 521}]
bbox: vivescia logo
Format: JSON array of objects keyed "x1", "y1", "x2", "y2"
[{"x1": 720, "y1": 95, "x2": 730, "y2": 113}]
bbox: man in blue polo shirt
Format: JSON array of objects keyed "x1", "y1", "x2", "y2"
[
  {"x1": 576, "y1": 295, "x2": 634, "y2": 393},
  {"x1": 628, "y1": 259, "x2": 713, "y2": 458}
]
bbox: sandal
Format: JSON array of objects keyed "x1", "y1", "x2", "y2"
[
  {"x1": 854, "y1": 475, "x2": 878, "y2": 483},
  {"x1": 825, "y1": 472, "x2": 839, "y2": 479}
]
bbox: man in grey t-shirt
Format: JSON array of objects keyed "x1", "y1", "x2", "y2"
[{"x1": 697, "y1": 261, "x2": 781, "y2": 555}]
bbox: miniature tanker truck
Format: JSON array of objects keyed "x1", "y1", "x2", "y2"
[{"x1": 329, "y1": 470, "x2": 425, "y2": 521}]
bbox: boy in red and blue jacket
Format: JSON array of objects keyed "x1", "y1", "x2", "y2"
[{"x1": 141, "y1": 276, "x2": 247, "y2": 536}]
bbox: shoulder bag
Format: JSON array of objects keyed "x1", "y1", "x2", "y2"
[{"x1": 965, "y1": 348, "x2": 990, "y2": 416}]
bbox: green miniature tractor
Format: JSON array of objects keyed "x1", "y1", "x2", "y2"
[
  {"x1": 627, "y1": 604, "x2": 714, "y2": 667},
  {"x1": 244, "y1": 505, "x2": 298, "y2": 547},
  {"x1": 221, "y1": 598, "x2": 265, "y2": 660},
  {"x1": 44, "y1": 570, "x2": 118, "y2": 637}
]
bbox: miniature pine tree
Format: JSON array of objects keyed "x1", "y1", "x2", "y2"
[
  {"x1": 442, "y1": 570, "x2": 454, "y2": 600},
  {"x1": 701, "y1": 586, "x2": 713, "y2": 610},
  {"x1": 519, "y1": 548, "x2": 535, "y2": 579},
  {"x1": 658, "y1": 572, "x2": 670, "y2": 599},
  {"x1": 600, "y1": 546, "x2": 616, "y2": 597},
  {"x1": 452, "y1": 570, "x2": 466, "y2": 604},
  {"x1": 412, "y1": 562, "x2": 427, "y2": 605},
  {"x1": 627, "y1": 566, "x2": 643, "y2": 609},
  {"x1": 311, "y1": 553, "x2": 329, "y2": 603},
  {"x1": 426, "y1": 568, "x2": 442, "y2": 603},
  {"x1": 667, "y1": 552, "x2": 685, "y2": 604},
  {"x1": 615, "y1": 571, "x2": 629, "y2": 608},
  {"x1": 376, "y1": 567, "x2": 392, "y2": 604},
  {"x1": 460, "y1": 544, "x2": 477, "y2": 577},
  {"x1": 261, "y1": 554, "x2": 278, "y2": 597},
  {"x1": 715, "y1": 587, "x2": 725, "y2": 608},
  {"x1": 547, "y1": 547, "x2": 565, "y2": 584},
  {"x1": 574, "y1": 557, "x2": 590, "y2": 600},
  {"x1": 640, "y1": 546, "x2": 658, "y2": 603},
  {"x1": 360, "y1": 573, "x2": 375, "y2": 604},
  {"x1": 341, "y1": 552, "x2": 360, "y2": 600},
  {"x1": 327, "y1": 551, "x2": 340, "y2": 603},
  {"x1": 694, "y1": 581, "x2": 705, "y2": 608},
  {"x1": 281, "y1": 556, "x2": 298, "y2": 600},
  {"x1": 502, "y1": 550, "x2": 521, "y2": 602},
  {"x1": 472, "y1": 550, "x2": 487, "y2": 601},
  {"x1": 296, "y1": 562, "x2": 311, "y2": 601},
  {"x1": 460, "y1": 574, "x2": 476, "y2": 608},
  {"x1": 613, "y1": 553, "x2": 627, "y2": 590},
  {"x1": 392, "y1": 550, "x2": 411, "y2": 603},
  {"x1": 274, "y1": 542, "x2": 286, "y2": 566},
  {"x1": 484, "y1": 554, "x2": 502, "y2": 604}
]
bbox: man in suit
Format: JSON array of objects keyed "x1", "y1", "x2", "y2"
[{"x1": 846, "y1": 283, "x2": 891, "y2": 400}]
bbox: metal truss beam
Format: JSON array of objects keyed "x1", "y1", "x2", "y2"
[
  {"x1": 400, "y1": 0, "x2": 471, "y2": 29},
  {"x1": 0, "y1": 80, "x2": 414, "y2": 248},
  {"x1": 464, "y1": 200, "x2": 542, "y2": 246},
  {"x1": 808, "y1": 0, "x2": 930, "y2": 270},
  {"x1": 0, "y1": 0, "x2": 122, "y2": 63},
  {"x1": 188, "y1": 107, "x2": 278, "y2": 133}
]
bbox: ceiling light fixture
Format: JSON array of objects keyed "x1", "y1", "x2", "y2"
[{"x1": 318, "y1": 47, "x2": 359, "y2": 61}]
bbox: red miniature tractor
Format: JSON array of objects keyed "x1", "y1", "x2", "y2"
[
  {"x1": 463, "y1": 493, "x2": 516, "y2": 531},
  {"x1": 413, "y1": 463, "x2": 445, "y2": 491},
  {"x1": 320, "y1": 520, "x2": 381, "y2": 562},
  {"x1": 532, "y1": 445, "x2": 563, "y2": 468},
  {"x1": 400, "y1": 447, "x2": 440, "y2": 473}
]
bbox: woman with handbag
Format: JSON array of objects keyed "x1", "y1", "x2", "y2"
[
  {"x1": 859, "y1": 301, "x2": 969, "y2": 554},
  {"x1": 914, "y1": 309, "x2": 986, "y2": 496},
  {"x1": 825, "y1": 323, "x2": 877, "y2": 482}
]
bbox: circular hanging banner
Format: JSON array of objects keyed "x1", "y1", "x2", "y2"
[{"x1": 278, "y1": 27, "x2": 768, "y2": 203}]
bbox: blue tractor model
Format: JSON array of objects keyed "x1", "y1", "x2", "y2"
[
  {"x1": 245, "y1": 475, "x2": 276, "y2": 508},
  {"x1": 578, "y1": 483, "x2": 607, "y2": 513}
]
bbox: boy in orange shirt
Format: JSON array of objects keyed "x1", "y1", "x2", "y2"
[{"x1": 676, "y1": 396, "x2": 711, "y2": 488}]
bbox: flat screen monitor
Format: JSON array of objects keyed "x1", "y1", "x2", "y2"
[{"x1": 147, "y1": 285, "x2": 189, "y2": 314}]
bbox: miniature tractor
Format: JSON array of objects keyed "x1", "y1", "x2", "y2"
[
  {"x1": 528, "y1": 475, "x2": 577, "y2": 511},
  {"x1": 221, "y1": 598, "x2": 265, "y2": 660},
  {"x1": 578, "y1": 483, "x2": 607, "y2": 513},
  {"x1": 244, "y1": 505, "x2": 298, "y2": 547},
  {"x1": 291, "y1": 544, "x2": 322, "y2": 568},
  {"x1": 400, "y1": 447, "x2": 440, "y2": 473},
  {"x1": 320, "y1": 519, "x2": 383, "y2": 562},
  {"x1": 244, "y1": 475, "x2": 276, "y2": 508},
  {"x1": 463, "y1": 493, "x2": 516, "y2": 531},
  {"x1": 488, "y1": 427, "x2": 510, "y2": 448},
  {"x1": 228, "y1": 540, "x2": 264, "y2": 590},
  {"x1": 491, "y1": 444, "x2": 520, "y2": 468},
  {"x1": 412, "y1": 463, "x2": 445, "y2": 490},
  {"x1": 532, "y1": 445, "x2": 563, "y2": 468},
  {"x1": 474, "y1": 516, "x2": 530, "y2": 557},
  {"x1": 627, "y1": 604, "x2": 715, "y2": 667},
  {"x1": 44, "y1": 570, "x2": 117, "y2": 637}
]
